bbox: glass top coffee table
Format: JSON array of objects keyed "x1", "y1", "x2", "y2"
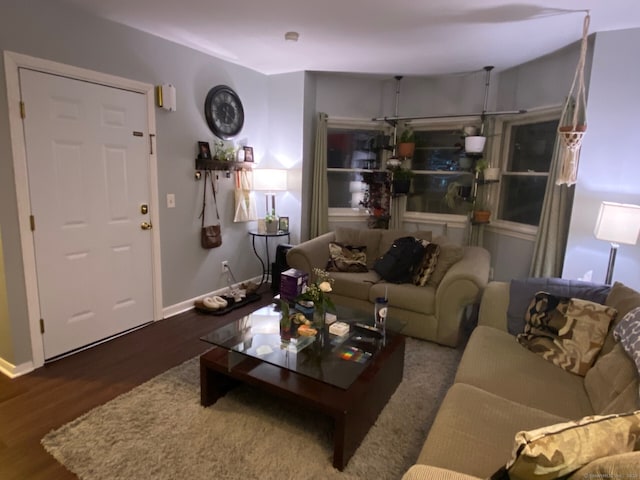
[{"x1": 199, "y1": 301, "x2": 406, "y2": 470}]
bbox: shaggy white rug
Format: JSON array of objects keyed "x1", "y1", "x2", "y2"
[{"x1": 42, "y1": 338, "x2": 461, "y2": 480}]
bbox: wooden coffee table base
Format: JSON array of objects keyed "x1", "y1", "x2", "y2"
[{"x1": 200, "y1": 334, "x2": 405, "y2": 470}]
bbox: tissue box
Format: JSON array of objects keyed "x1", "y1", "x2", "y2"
[
  {"x1": 280, "y1": 268, "x2": 309, "y2": 302},
  {"x1": 329, "y1": 321, "x2": 350, "y2": 336}
]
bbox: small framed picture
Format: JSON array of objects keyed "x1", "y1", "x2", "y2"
[
  {"x1": 243, "y1": 146, "x2": 254, "y2": 163},
  {"x1": 198, "y1": 141, "x2": 211, "y2": 159},
  {"x1": 278, "y1": 216, "x2": 289, "y2": 232}
]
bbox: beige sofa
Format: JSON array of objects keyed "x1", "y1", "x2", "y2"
[
  {"x1": 286, "y1": 227, "x2": 490, "y2": 347},
  {"x1": 403, "y1": 280, "x2": 640, "y2": 479}
]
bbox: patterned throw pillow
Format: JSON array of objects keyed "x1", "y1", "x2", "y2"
[
  {"x1": 326, "y1": 242, "x2": 368, "y2": 273},
  {"x1": 425, "y1": 243, "x2": 464, "y2": 287},
  {"x1": 413, "y1": 242, "x2": 441, "y2": 286},
  {"x1": 490, "y1": 411, "x2": 640, "y2": 480},
  {"x1": 613, "y1": 306, "x2": 640, "y2": 377},
  {"x1": 517, "y1": 292, "x2": 617, "y2": 376}
]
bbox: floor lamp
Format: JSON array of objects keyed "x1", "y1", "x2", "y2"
[{"x1": 593, "y1": 201, "x2": 640, "y2": 284}]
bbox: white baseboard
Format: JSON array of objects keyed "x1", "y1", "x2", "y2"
[
  {"x1": 162, "y1": 276, "x2": 263, "y2": 319},
  {"x1": 0, "y1": 356, "x2": 34, "y2": 378}
]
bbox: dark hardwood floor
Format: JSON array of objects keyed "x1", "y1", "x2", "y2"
[{"x1": 0, "y1": 291, "x2": 274, "y2": 480}]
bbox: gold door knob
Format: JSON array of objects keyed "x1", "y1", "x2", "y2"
[{"x1": 140, "y1": 222, "x2": 153, "y2": 230}]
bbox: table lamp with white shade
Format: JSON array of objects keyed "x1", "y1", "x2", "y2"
[
  {"x1": 593, "y1": 201, "x2": 640, "y2": 284},
  {"x1": 253, "y1": 169, "x2": 288, "y2": 217}
]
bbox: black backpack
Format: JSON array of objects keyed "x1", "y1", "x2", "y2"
[{"x1": 373, "y1": 236, "x2": 426, "y2": 284}]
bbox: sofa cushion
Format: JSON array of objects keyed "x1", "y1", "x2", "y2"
[
  {"x1": 584, "y1": 342, "x2": 640, "y2": 414},
  {"x1": 413, "y1": 242, "x2": 440, "y2": 286},
  {"x1": 507, "y1": 278, "x2": 611, "y2": 335},
  {"x1": 455, "y1": 326, "x2": 594, "y2": 418},
  {"x1": 613, "y1": 306, "x2": 640, "y2": 377},
  {"x1": 326, "y1": 270, "x2": 380, "y2": 302},
  {"x1": 369, "y1": 282, "x2": 435, "y2": 315},
  {"x1": 418, "y1": 383, "x2": 566, "y2": 478},
  {"x1": 603, "y1": 282, "x2": 640, "y2": 355},
  {"x1": 492, "y1": 411, "x2": 640, "y2": 480},
  {"x1": 517, "y1": 294, "x2": 616, "y2": 376},
  {"x1": 326, "y1": 242, "x2": 367, "y2": 273},
  {"x1": 426, "y1": 243, "x2": 464, "y2": 288},
  {"x1": 570, "y1": 451, "x2": 640, "y2": 479},
  {"x1": 335, "y1": 227, "x2": 381, "y2": 269}
]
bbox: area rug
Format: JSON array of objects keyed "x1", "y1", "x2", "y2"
[{"x1": 42, "y1": 338, "x2": 461, "y2": 480}]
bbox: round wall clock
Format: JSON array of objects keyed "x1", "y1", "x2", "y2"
[{"x1": 204, "y1": 85, "x2": 245, "y2": 139}]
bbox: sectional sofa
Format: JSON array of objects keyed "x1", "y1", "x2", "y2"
[{"x1": 403, "y1": 279, "x2": 640, "y2": 479}]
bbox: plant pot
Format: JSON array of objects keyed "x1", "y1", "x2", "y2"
[
  {"x1": 483, "y1": 167, "x2": 500, "y2": 181},
  {"x1": 392, "y1": 179, "x2": 411, "y2": 195},
  {"x1": 266, "y1": 221, "x2": 278, "y2": 234},
  {"x1": 472, "y1": 210, "x2": 491, "y2": 223},
  {"x1": 397, "y1": 142, "x2": 415, "y2": 158},
  {"x1": 465, "y1": 136, "x2": 486, "y2": 153}
]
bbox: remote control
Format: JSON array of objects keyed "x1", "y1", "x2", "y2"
[{"x1": 354, "y1": 322, "x2": 382, "y2": 336}]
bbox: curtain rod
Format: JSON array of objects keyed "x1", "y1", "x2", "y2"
[{"x1": 372, "y1": 109, "x2": 527, "y2": 125}]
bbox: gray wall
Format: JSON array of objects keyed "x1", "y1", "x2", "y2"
[
  {"x1": 0, "y1": 0, "x2": 304, "y2": 366},
  {"x1": 563, "y1": 28, "x2": 640, "y2": 289}
]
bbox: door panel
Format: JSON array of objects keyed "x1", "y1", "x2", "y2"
[{"x1": 20, "y1": 69, "x2": 154, "y2": 359}]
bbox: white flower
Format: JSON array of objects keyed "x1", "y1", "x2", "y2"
[{"x1": 318, "y1": 281, "x2": 332, "y2": 293}]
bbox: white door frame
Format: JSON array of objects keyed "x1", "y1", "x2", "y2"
[{"x1": 4, "y1": 51, "x2": 163, "y2": 369}]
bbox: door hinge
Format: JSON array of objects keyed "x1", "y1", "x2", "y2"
[
  {"x1": 40, "y1": 318, "x2": 45, "y2": 334},
  {"x1": 20, "y1": 101, "x2": 26, "y2": 119},
  {"x1": 149, "y1": 133, "x2": 155, "y2": 155},
  {"x1": 30, "y1": 215, "x2": 35, "y2": 231}
]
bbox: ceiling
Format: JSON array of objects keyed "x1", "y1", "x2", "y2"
[{"x1": 60, "y1": 0, "x2": 640, "y2": 76}]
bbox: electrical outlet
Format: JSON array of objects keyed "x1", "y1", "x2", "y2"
[
  {"x1": 166, "y1": 193, "x2": 176, "y2": 208},
  {"x1": 221, "y1": 261, "x2": 229, "y2": 273}
]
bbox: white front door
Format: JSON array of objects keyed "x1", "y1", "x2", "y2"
[{"x1": 20, "y1": 68, "x2": 154, "y2": 359}]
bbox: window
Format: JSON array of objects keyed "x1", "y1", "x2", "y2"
[
  {"x1": 497, "y1": 111, "x2": 560, "y2": 226},
  {"x1": 406, "y1": 122, "x2": 479, "y2": 216},
  {"x1": 327, "y1": 125, "x2": 387, "y2": 209}
]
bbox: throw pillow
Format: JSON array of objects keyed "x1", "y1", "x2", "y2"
[
  {"x1": 425, "y1": 244, "x2": 464, "y2": 287},
  {"x1": 325, "y1": 242, "x2": 368, "y2": 273},
  {"x1": 413, "y1": 242, "x2": 441, "y2": 286},
  {"x1": 613, "y1": 305, "x2": 640, "y2": 377},
  {"x1": 517, "y1": 292, "x2": 617, "y2": 376},
  {"x1": 490, "y1": 411, "x2": 640, "y2": 480},
  {"x1": 506, "y1": 278, "x2": 611, "y2": 335}
]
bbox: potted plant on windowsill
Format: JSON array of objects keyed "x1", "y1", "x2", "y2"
[{"x1": 396, "y1": 128, "x2": 415, "y2": 158}]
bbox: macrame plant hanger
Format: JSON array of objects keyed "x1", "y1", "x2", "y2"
[{"x1": 556, "y1": 12, "x2": 590, "y2": 186}]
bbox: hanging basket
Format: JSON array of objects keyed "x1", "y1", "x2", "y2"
[{"x1": 558, "y1": 124, "x2": 587, "y2": 151}]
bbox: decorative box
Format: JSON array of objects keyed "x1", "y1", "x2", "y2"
[
  {"x1": 280, "y1": 268, "x2": 309, "y2": 302},
  {"x1": 329, "y1": 321, "x2": 350, "y2": 337}
]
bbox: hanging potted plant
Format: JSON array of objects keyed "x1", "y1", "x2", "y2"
[
  {"x1": 472, "y1": 199, "x2": 491, "y2": 224},
  {"x1": 396, "y1": 128, "x2": 415, "y2": 158},
  {"x1": 463, "y1": 124, "x2": 486, "y2": 154},
  {"x1": 388, "y1": 165, "x2": 415, "y2": 195}
]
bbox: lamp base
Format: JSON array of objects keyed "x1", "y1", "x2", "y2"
[{"x1": 604, "y1": 243, "x2": 619, "y2": 285}]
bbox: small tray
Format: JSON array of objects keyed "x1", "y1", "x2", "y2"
[{"x1": 194, "y1": 292, "x2": 261, "y2": 316}]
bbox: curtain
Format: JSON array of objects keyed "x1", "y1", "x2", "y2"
[
  {"x1": 529, "y1": 130, "x2": 575, "y2": 277},
  {"x1": 389, "y1": 195, "x2": 406, "y2": 230},
  {"x1": 310, "y1": 112, "x2": 329, "y2": 238}
]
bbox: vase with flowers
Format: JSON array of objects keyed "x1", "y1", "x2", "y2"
[{"x1": 296, "y1": 268, "x2": 335, "y2": 331}]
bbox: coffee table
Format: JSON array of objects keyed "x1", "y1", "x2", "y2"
[{"x1": 199, "y1": 303, "x2": 406, "y2": 470}]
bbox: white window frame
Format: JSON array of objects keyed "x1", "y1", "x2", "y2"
[{"x1": 486, "y1": 105, "x2": 562, "y2": 238}]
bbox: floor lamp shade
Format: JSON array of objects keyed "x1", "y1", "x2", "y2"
[{"x1": 594, "y1": 201, "x2": 640, "y2": 284}]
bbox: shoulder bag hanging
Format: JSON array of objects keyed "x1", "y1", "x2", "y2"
[{"x1": 200, "y1": 170, "x2": 222, "y2": 249}]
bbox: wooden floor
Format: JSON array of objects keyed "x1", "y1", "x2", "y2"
[{"x1": 0, "y1": 291, "x2": 274, "y2": 480}]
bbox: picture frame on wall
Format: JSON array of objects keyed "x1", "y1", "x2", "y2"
[
  {"x1": 243, "y1": 146, "x2": 254, "y2": 163},
  {"x1": 278, "y1": 216, "x2": 289, "y2": 232},
  {"x1": 198, "y1": 141, "x2": 211, "y2": 159}
]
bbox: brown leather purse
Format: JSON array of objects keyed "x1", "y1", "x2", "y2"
[{"x1": 200, "y1": 171, "x2": 222, "y2": 249}]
